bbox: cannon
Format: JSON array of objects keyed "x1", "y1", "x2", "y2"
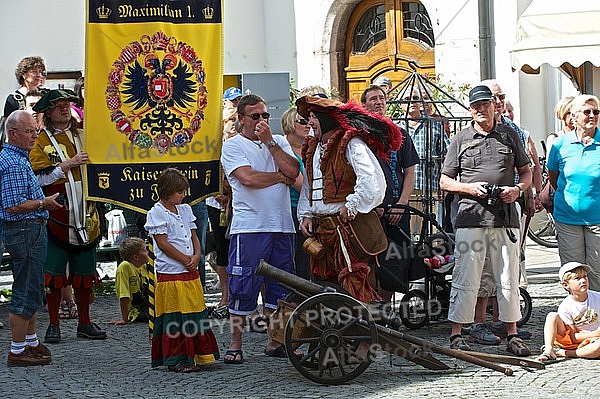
[{"x1": 257, "y1": 260, "x2": 543, "y2": 385}]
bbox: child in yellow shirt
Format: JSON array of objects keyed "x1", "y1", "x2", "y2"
[{"x1": 110, "y1": 237, "x2": 150, "y2": 324}]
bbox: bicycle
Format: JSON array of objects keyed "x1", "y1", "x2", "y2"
[{"x1": 527, "y1": 140, "x2": 558, "y2": 248}]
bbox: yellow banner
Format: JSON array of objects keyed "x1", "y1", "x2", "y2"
[{"x1": 85, "y1": 0, "x2": 223, "y2": 212}]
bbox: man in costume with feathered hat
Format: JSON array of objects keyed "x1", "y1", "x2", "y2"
[{"x1": 296, "y1": 95, "x2": 402, "y2": 303}]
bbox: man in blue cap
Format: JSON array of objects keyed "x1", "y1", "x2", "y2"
[{"x1": 223, "y1": 87, "x2": 242, "y2": 108}]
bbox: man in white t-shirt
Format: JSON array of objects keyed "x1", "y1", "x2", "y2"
[{"x1": 220, "y1": 94, "x2": 299, "y2": 364}]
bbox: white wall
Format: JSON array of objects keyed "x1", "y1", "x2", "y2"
[
  {"x1": 0, "y1": 0, "x2": 298, "y2": 101},
  {"x1": 428, "y1": 0, "x2": 481, "y2": 94},
  {"x1": 0, "y1": 0, "x2": 85, "y2": 96},
  {"x1": 0, "y1": 0, "x2": 579, "y2": 145},
  {"x1": 224, "y1": 0, "x2": 298, "y2": 80}
]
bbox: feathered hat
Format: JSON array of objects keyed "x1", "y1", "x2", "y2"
[{"x1": 296, "y1": 95, "x2": 402, "y2": 158}]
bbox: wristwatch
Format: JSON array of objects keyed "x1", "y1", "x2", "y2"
[
  {"x1": 267, "y1": 139, "x2": 278, "y2": 148},
  {"x1": 38, "y1": 200, "x2": 44, "y2": 211}
]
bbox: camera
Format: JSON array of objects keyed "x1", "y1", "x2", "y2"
[{"x1": 484, "y1": 184, "x2": 500, "y2": 206}]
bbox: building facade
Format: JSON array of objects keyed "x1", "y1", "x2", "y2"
[{"x1": 0, "y1": 0, "x2": 586, "y2": 144}]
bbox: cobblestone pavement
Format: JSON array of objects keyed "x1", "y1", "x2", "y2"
[{"x1": 1, "y1": 243, "x2": 596, "y2": 398}]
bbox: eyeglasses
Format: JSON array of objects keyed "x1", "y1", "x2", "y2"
[
  {"x1": 295, "y1": 119, "x2": 308, "y2": 125},
  {"x1": 493, "y1": 93, "x2": 506, "y2": 101},
  {"x1": 245, "y1": 112, "x2": 270, "y2": 120},
  {"x1": 581, "y1": 109, "x2": 600, "y2": 116},
  {"x1": 403, "y1": 96, "x2": 422, "y2": 101},
  {"x1": 28, "y1": 69, "x2": 47, "y2": 77}
]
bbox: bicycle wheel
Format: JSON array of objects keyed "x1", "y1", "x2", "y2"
[
  {"x1": 527, "y1": 209, "x2": 558, "y2": 248},
  {"x1": 399, "y1": 290, "x2": 429, "y2": 329}
]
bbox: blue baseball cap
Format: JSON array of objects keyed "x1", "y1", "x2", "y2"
[{"x1": 223, "y1": 87, "x2": 242, "y2": 101}]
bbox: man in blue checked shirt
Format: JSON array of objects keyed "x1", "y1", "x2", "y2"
[
  {"x1": 400, "y1": 88, "x2": 449, "y2": 234},
  {"x1": 0, "y1": 110, "x2": 62, "y2": 367}
]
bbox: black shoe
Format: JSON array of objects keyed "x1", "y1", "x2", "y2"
[
  {"x1": 44, "y1": 325, "x2": 61, "y2": 344},
  {"x1": 77, "y1": 323, "x2": 107, "y2": 340}
]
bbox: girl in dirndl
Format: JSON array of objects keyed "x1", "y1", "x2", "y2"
[{"x1": 145, "y1": 168, "x2": 219, "y2": 372}]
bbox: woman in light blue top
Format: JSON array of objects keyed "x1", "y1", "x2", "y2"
[{"x1": 548, "y1": 94, "x2": 600, "y2": 290}]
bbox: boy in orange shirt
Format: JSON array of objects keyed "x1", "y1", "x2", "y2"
[{"x1": 538, "y1": 262, "x2": 600, "y2": 363}]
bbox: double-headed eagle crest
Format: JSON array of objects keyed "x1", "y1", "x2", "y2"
[{"x1": 106, "y1": 32, "x2": 207, "y2": 153}]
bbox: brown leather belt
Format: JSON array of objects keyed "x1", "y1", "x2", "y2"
[
  {"x1": 313, "y1": 215, "x2": 339, "y2": 230},
  {"x1": 4, "y1": 218, "x2": 47, "y2": 225}
]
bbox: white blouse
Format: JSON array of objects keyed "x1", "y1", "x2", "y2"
[{"x1": 145, "y1": 202, "x2": 197, "y2": 274}]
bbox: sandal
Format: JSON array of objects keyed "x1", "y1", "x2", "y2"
[
  {"x1": 223, "y1": 349, "x2": 244, "y2": 364},
  {"x1": 58, "y1": 300, "x2": 70, "y2": 319},
  {"x1": 67, "y1": 301, "x2": 78, "y2": 319},
  {"x1": 506, "y1": 336, "x2": 531, "y2": 357},
  {"x1": 249, "y1": 316, "x2": 269, "y2": 333},
  {"x1": 264, "y1": 346, "x2": 303, "y2": 361},
  {"x1": 536, "y1": 352, "x2": 559, "y2": 364},
  {"x1": 168, "y1": 360, "x2": 198, "y2": 373}
]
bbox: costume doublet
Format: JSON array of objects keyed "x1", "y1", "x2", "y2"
[
  {"x1": 145, "y1": 202, "x2": 219, "y2": 367},
  {"x1": 29, "y1": 127, "x2": 100, "y2": 288},
  {"x1": 298, "y1": 129, "x2": 386, "y2": 303}
]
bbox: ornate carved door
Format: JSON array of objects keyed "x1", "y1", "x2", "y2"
[{"x1": 345, "y1": 0, "x2": 435, "y2": 101}]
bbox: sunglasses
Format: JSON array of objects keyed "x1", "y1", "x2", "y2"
[
  {"x1": 246, "y1": 112, "x2": 270, "y2": 120},
  {"x1": 295, "y1": 119, "x2": 308, "y2": 125},
  {"x1": 581, "y1": 109, "x2": 600, "y2": 116},
  {"x1": 403, "y1": 96, "x2": 422, "y2": 101}
]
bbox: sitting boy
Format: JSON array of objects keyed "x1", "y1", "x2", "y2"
[
  {"x1": 538, "y1": 262, "x2": 600, "y2": 363},
  {"x1": 110, "y1": 237, "x2": 150, "y2": 325}
]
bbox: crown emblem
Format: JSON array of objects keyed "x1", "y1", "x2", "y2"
[
  {"x1": 202, "y1": 4, "x2": 214, "y2": 20},
  {"x1": 97, "y1": 4, "x2": 111, "y2": 19}
]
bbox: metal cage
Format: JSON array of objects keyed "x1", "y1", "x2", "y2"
[{"x1": 386, "y1": 62, "x2": 472, "y2": 237}]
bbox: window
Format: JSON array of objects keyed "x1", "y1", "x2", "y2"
[
  {"x1": 403, "y1": 1, "x2": 434, "y2": 48},
  {"x1": 352, "y1": 5, "x2": 386, "y2": 53}
]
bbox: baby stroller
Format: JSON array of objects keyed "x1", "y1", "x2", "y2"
[{"x1": 380, "y1": 204, "x2": 532, "y2": 330}]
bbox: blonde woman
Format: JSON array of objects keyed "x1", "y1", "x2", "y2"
[
  {"x1": 281, "y1": 106, "x2": 310, "y2": 279},
  {"x1": 548, "y1": 94, "x2": 600, "y2": 291},
  {"x1": 547, "y1": 96, "x2": 574, "y2": 148}
]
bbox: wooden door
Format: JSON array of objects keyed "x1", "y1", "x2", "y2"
[{"x1": 345, "y1": 0, "x2": 435, "y2": 102}]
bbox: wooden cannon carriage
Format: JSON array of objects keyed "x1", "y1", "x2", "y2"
[{"x1": 257, "y1": 260, "x2": 543, "y2": 385}]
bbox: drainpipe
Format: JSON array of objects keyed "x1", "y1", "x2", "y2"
[{"x1": 478, "y1": 0, "x2": 495, "y2": 79}]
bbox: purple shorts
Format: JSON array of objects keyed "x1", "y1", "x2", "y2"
[{"x1": 227, "y1": 233, "x2": 294, "y2": 315}]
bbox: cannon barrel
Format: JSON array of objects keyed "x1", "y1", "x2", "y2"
[
  {"x1": 257, "y1": 259, "x2": 334, "y2": 296},
  {"x1": 257, "y1": 259, "x2": 403, "y2": 329}
]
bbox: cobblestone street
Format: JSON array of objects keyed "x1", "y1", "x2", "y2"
[{"x1": 1, "y1": 242, "x2": 595, "y2": 398}]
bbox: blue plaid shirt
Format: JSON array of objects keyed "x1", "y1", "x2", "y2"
[
  {"x1": 0, "y1": 143, "x2": 48, "y2": 221},
  {"x1": 403, "y1": 117, "x2": 450, "y2": 191}
]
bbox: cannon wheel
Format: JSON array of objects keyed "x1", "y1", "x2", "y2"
[{"x1": 284, "y1": 292, "x2": 377, "y2": 385}]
